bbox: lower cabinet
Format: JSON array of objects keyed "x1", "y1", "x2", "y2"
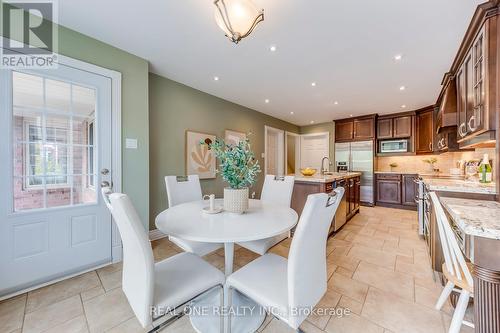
[
  {"x1": 291, "y1": 176, "x2": 361, "y2": 230},
  {"x1": 402, "y1": 174, "x2": 418, "y2": 206},
  {"x1": 376, "y1": 173, "x2": 417, "y2": 209}
]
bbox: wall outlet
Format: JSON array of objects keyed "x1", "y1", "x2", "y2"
[{"x1": 125, "y1": 138, "x2": 138, "y2": 149}]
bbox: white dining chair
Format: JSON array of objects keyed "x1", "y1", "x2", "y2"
[
  {"x1": 237, "y1": 175, "x2": 295, "y2": 255},
  {"x1": 226, "y1": 188, "x2": 344, "y2": 331},
  {"x1": 165, "y1": 175, "x2": 223, "y2": 256},
  {"x1": 429, "y1": 192, "x2": 474, "y2": 333},
  {"x1": 101, "y1": 188, "x2": 225, "y2": 333}
]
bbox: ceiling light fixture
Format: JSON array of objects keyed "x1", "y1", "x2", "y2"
[
  {"x1": 290, "y1": 111, "x2": 294, "y2": 115},
  {"x1": 401, "y1": 104, "x2": 407, "y2": 108},
  {"x1": 270, "y1": 45, "x2": 277, "y2": 52},
  {"x1": 394, "y1": 54, "x2": 403, "y2": 61},
  {"x1": 265, "y1": 99, "x2": 270, "y2": 103},
  {"x1": 214, "y1": 76, "x2": 219, "y2": 81},
  {"x1": 349, "y1": 114, "x2": 353, "y2": 117},
  {"x1": 311, "y1": 82, "x2": 316, "y2": 87},
  {"x1": 310, "y1": 120, "x2": 315, "y2": 124},
  {"x1": 334, "y1": 101, "x2": 339, "y2": 105},
  {"x1": 399, "y1": 86, "x2": 406, "y2": 91},
  {"x1": 214, "y1": 0, "x2": 264, "y2": 44}
]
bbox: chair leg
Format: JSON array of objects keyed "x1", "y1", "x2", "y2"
[
  {"x1": 448, "y1": 289, "x2": 470, "y2": 333},
  {"x1": 435, "y1": 281, "x2": 454, "y2": 310},
  {"x1": 226, "y1": 286, "x2": 233, "y2": 333},
  {"x1": 219, "y1": 285, "x2": 224, "y2": 333}
]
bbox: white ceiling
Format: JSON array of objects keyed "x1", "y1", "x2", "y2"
[{"x1": 58, "y1": 0, "x2": 484, "y2": 126}]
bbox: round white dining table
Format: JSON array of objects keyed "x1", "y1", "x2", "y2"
[{"x1": 155, "y1": 198, "x2": 298, "y2": 333}]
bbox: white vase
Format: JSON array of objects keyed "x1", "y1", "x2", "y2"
[{"x1": 224, "y1": 187, "x2": 249, "y2": 214}]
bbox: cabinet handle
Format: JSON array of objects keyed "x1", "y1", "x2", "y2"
[
  {"x1": 468, "y1": 115, "x2": 477, "y2": 132},
  {"x1": 429, "y1": 142, "x2": 432, "y2": 151},
  {"x1": 458, "y1": 123, "x2": 467, "y2": 137}
]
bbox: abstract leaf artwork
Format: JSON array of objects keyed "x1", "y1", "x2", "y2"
[{"x1": 185, "y1": 130, "x2": 216, "y2": 179}]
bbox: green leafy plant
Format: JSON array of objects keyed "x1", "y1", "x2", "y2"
[
  {"x1": 203, "y1": 138, "x2": 261, "y2": 189},
  {"x1": 423, "y1": 157, "x2": 438, "y2": 165}
]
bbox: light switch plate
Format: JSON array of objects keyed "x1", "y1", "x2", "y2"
[{"x1": 125, "y1": 138, "x2": 138, "y2": 149}]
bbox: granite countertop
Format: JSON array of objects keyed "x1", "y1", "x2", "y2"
[
  {"x1": 374, "y1": 171, "x2": 419, "y2": 175},
  {"x1": 440, "y1": 197, "x2": 500, "y2": 240},
  {"x1": 421, "y1": 177, "x2": 497, "y2": 195},
  {"x1": 292, "y1": 172, "x2": 362, "y2": 183}
]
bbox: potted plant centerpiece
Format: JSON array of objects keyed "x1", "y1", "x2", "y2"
[{"x1": 205, "y1": 138, "x2": 261, "y2": 214}]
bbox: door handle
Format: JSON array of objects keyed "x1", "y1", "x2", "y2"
[
  {"x1": 458, "y1": 123, "x2": 467, "y2": 137},
  {"x1": 101, "y1": 168, "x2": 110, "y2": 175},
  {"x1": 468, "y1": 115, "x2": 477, "y2": 132},
  {"x1": 101, "y1": 180, "x2": 113, "y2": 189}
]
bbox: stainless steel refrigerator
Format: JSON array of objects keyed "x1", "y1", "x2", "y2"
[{"x1": 334, "y1": 141, "x2": 374, "y2": 205}]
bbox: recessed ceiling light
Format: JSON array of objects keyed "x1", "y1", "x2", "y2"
[
  {"x1": 214, "y1": 76, "x2": 219, "y2": 81},
  {"x1": 399, "y1": 86, "x2": 406, "y2": 91},
  {"x1": 265, "y1": 99, "x2": 270, "y2": 103},
  {"x1": 290, "y1": 111, "x2": 294, "y2": 115},
  {"x1": 401, "y1": 104, "x2": 407, "y2": 108},
  {"x1": 310, "y1": 120, "x2": 315, "y2": 124},
  {"x1": 334, "y1": 101, "x2": 339, "y2": 105},
  {"x1": 270, "y1": 45, "x2": 277, "y2": 52},
  {"x1": 349, "y1": 114, "x2": 353, "y2": 117},
  {"x1": 311, "y1": 82, "x2": 316, "y2": 87},
  {"x1": 394, "y1": 54, "x2": 403, "y2": 61}
]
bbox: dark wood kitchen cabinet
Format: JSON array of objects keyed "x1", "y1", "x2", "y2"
[
  {"x1": 377, "y1": 113, "x2": 414, "y2": 140},
  {"x1": 377, "y1": 118, "x2": 393, "y2": 139},
  {"x1": 353, "y1": 118, "x2": 375, "y2": 140},
  {"x1": 416, "y1": 107, "x2": 434, "y2": 154},
  {"x1": 335, "y1": 115, "x2": 376, "y2": 142},
  {"x1": 454, "y1": 19, "x2": 497, "y2": 148},
  {"x1": 376, "y1": 174, "x2": 401, "y2": 204},
  {"x1": 345, "y1": 176, "x2": 361, "y2": 220},
  {"x1": 402, "y1": 174, "x2": 418, "y2": 207},
  {"x1": 335, "y1": 121, "x2": 354, "y2": 142},
  {"x1": 393, "y1": 116, "x2": 412, "y2": 138},
  {"x1": 375, "y1": 173, "x2": 417, "y2": 210}
]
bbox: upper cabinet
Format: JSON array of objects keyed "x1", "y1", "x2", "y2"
[
  {"x1": 442, "y1": 3, "x2": 498, "y2": 149},
  {"x1": 335, "y1": 121, "x2": 354, "y2": 141},
  {"x1": 416, "y1": 107, "x2": 435, "y2": 154},
  {"x1": 353, "y1": 118, "x2": 375, "y2": 140},
  {"x1": 377, "y1": 114, "x2": 414, "y2": 140},
  {"x1": 376, "y1": 112, "x2": 416, "y2": 155},
  {"x1": 335, "y1": 115, "x2": 376, "y2": 142}
]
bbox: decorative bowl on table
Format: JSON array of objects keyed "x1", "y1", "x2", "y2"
[{"x1": 300, "y1": 168, "x2": 317, "y2": 176}]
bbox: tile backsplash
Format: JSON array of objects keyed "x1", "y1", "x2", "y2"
[{"x1": 376, "y1": 148, "x2": 496, "y2": 176}]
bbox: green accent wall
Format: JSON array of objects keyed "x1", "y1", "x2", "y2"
[
  {"x1": 1, "y1": 5, "x2": 150, "y2": 227},
  {"x1": 56, "y1": 27, "x2": 150, "y2": 228},
  {"x1": 149, "y1": 73, "x2": 299, "y2": 230}
]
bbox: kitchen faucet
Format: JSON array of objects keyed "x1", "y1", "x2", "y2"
[{"x1": 321, "y1": 156, "x2": 331, "y2": 175}]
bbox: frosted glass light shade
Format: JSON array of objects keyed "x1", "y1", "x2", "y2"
[{"x1": 214, "y1": 0, "x2": 264, "y2": 43}]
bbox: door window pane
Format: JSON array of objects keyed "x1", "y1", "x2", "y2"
[{"x1": 11, "y1": 71, "x2": 98, "y2": 211}]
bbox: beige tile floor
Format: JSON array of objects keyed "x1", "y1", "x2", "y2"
[{"x1": 0, "y1": 206, "x2": 474, "y2": 333}]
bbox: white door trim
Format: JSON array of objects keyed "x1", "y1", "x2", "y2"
[
  {"x1": 285, "y1": 131, "x2": 300, "y2": 175},
  {"x1": 264, "y1": 125, "x2": 285, "y2": 176},
  {"x1": 1, "y1": 40, "x2": 123, "y2": 264}
]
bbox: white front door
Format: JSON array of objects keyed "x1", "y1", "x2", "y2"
[{"x1": 0, "y1": 64, "x2": 113, "y2": 297}]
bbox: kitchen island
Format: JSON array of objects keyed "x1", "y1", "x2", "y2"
[
  {"x1": 290, "y1": 172, "x2": 362, "y2": 235},
  {"x1": 440, "y1": 197, "x2": 500, "y2": 333}
]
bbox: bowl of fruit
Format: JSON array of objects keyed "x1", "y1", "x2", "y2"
[{"x1": 300, "y1": 168, "x2": 317, "y2": 176}]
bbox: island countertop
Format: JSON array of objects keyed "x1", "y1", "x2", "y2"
[
  {"x1": 291, "y1": 172, "x2": 362, "y2": 183},
  {"x1": 440, "y1": 197, "x2": 500, "y2": 240}
]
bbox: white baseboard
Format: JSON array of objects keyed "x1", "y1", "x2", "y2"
[{"x1": 149, "y1": 229, "x2": 168, "y2": 241}]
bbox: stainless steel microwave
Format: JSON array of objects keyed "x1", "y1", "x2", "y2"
[{"x1": 380, "y1": 139, "x2": 408, "y2": 153}]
